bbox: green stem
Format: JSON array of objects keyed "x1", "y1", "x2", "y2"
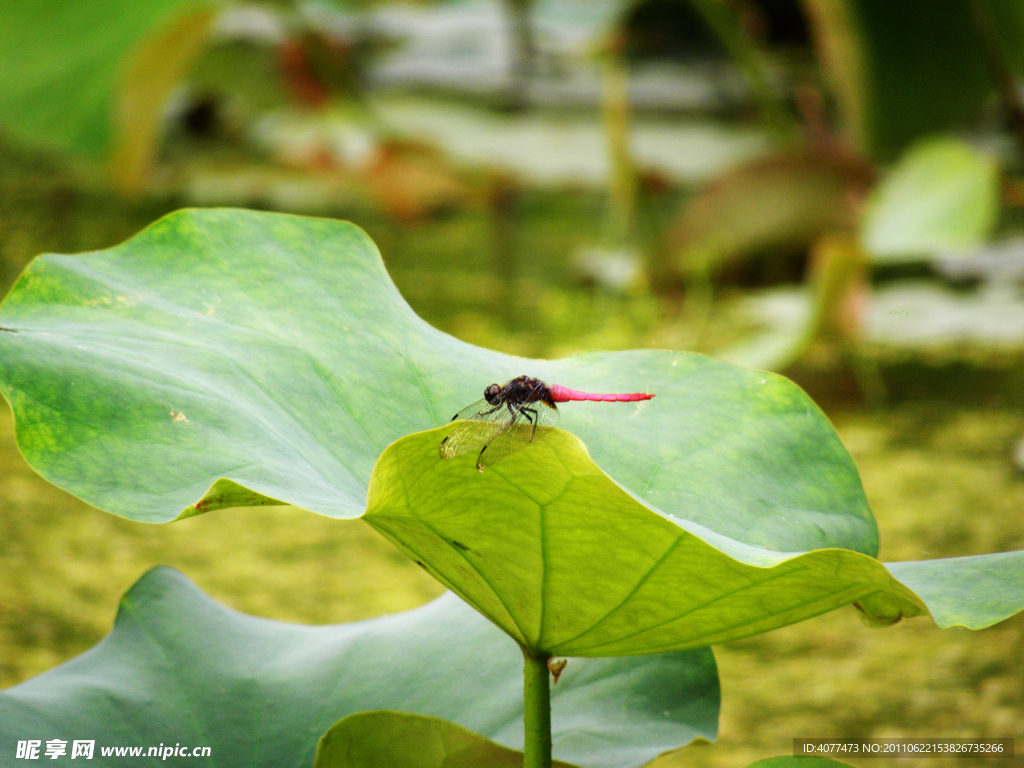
[
  {"x1": 522, "y1": 648, "x2": 552, "y2": 768},
  {"x1": 602, "y1": 48, "x2": 636, "y2": 247}
]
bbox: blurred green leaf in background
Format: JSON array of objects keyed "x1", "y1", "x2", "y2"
[
  {"x1": 0, "y1": 0, "x2": 219, "y2": 189},
  {"x1": 862, "y1": 136, "x2": 999, "y2": 261},
  {"x1": 802, "y1": 0, "x2": 1024, "y2": 158}
]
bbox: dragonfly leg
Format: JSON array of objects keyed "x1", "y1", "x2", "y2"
[{"x1": 520, "y1": 406, "x2": 540, "y2": 440}]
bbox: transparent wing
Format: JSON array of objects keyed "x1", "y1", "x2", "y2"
[
  {"x1": 440, "y1": 381, "x2": 559, "y2": 468},
  {"x1": 440, "y1": 416, "x2": 509, "y2": 460},
  {"x1": 475, "y1": 402, "x2": 559, "y2": 470},
  {"x1": 447, "y1": 398, "x2": 504, "y2": 424},
  {"x1": 440, "y1": 398, "x2": 512, "y2": 460}
]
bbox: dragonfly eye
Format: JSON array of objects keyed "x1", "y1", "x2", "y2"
[{"x1": 484, "y1": 384, "x2": 501, "y2": 404}]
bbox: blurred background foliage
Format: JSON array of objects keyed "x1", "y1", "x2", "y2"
[{"x1": 1, "y1": 0, "x2": 1023, "y2": 765}]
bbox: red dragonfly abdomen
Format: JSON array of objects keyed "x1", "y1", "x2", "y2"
[{"x1": 547, "y1": 384, "x2": 655, "y2": 403}]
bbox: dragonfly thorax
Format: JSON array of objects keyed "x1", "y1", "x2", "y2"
[{"x1": 492, "y1": 376, "x2": 556, "y2": 408}]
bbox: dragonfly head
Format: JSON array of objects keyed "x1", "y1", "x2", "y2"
[{"x1": 484, "y1": 383, "x2": 501, "y2": 405}]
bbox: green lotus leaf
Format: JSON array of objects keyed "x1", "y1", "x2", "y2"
[
  {"x1": 1, "y1": 208, "x2": 1020, "y2": 659},
  {"x1": 314, "y1": 712, "x2": 582, "y2": 768},
  {"x1": 0, "y1": 567, "x2": 720, "y2": 768},
  {"x1": 0, "y1": 207, "x2": 877, "y2": 558},
  {"x1": 367, "y1": 426, "x2": 1024, "y2": 654}
]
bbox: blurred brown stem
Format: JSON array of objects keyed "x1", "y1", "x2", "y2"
[
  {"x1": 503, "y1": 0, "x2": 535, "y2": 110},
  {"x1": 689, "y1": 0, "x2": 795, "y2": 142},
  {"x1": 969, "y1": 0, "x2": 1024, "y2": 162},
  {"x1": 489, "y1": 174, "x2": 520, "y2": 325}
]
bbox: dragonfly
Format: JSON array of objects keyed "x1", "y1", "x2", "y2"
[{"x1": 440, "y1": 375, "x2": 655, "y2": 470}]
